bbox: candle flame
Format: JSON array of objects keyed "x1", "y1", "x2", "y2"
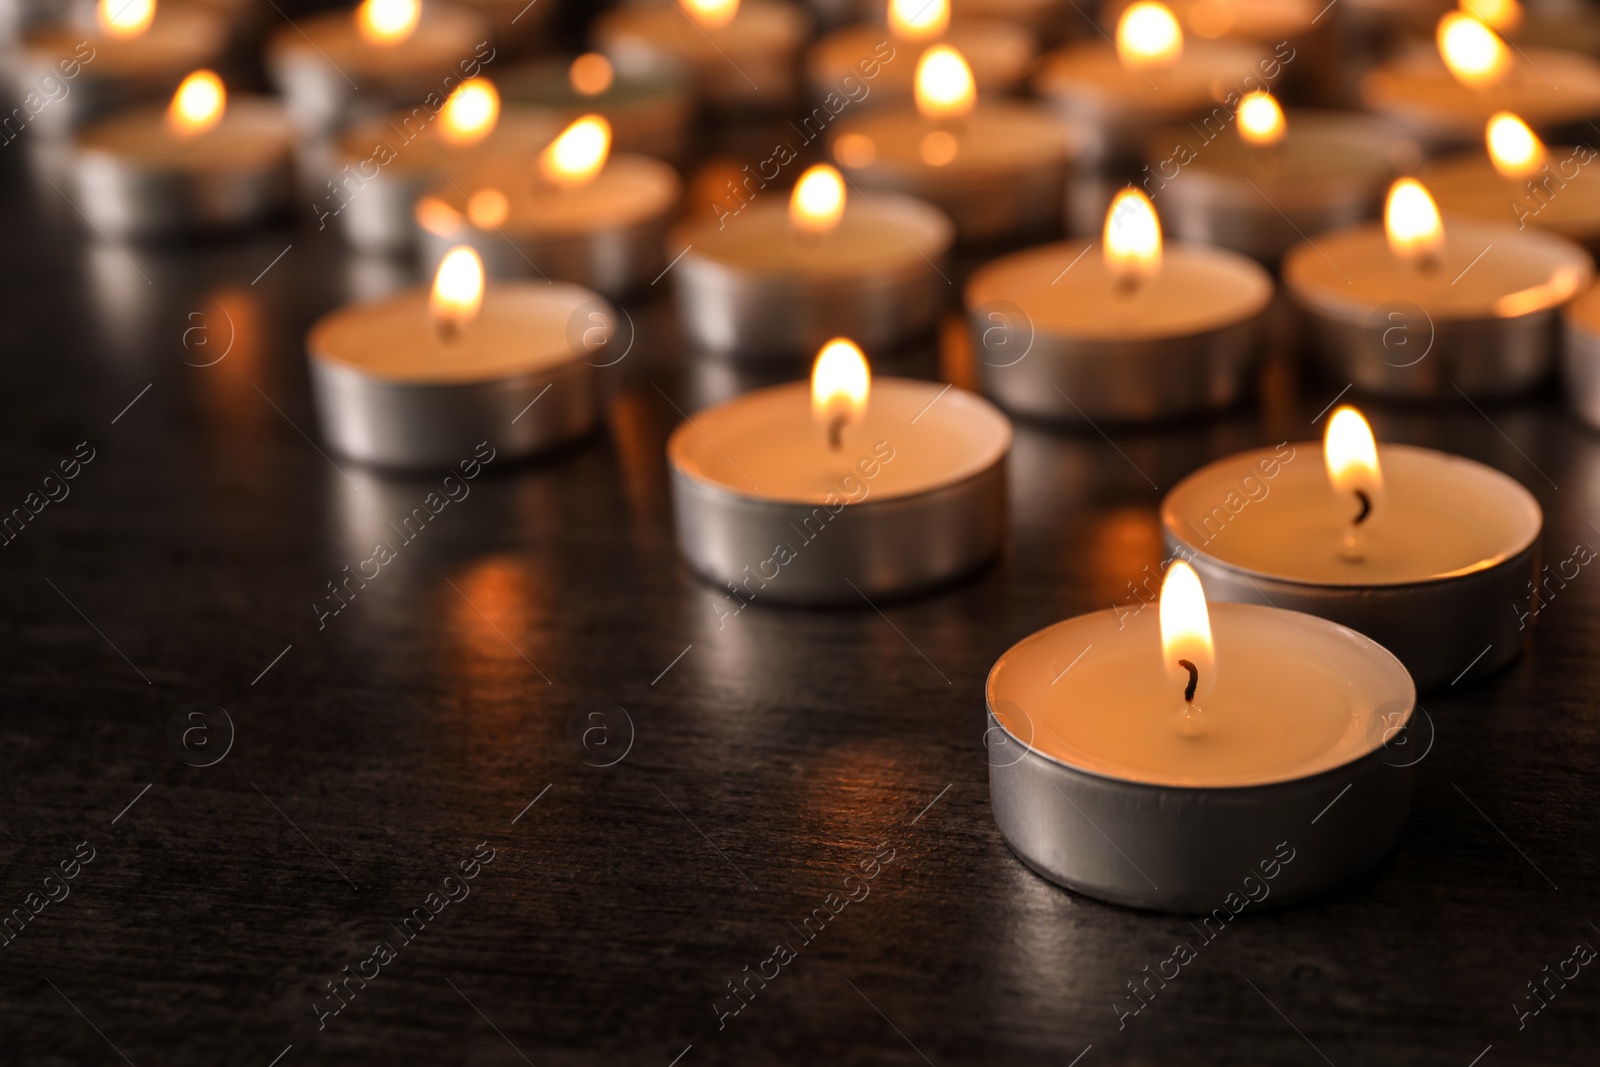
[
  {"x1": 834, "y1": 132, "x2": 877, "y2": 168},
  {"x1": 1103, "y1": 188, "x2": 1163, "y2": 289},
  {"x1": 439, "y1": 78, "x2": 499, "y2": 146},
  {"x1": 97, "y1": 0, "x2": 154, "y2": 38},
  {"x1": 790, "y1": 163, "x2": 846, "y2": 236},
  {"x1": 1159, "y1": 560, "x2": 1215, "y2": 707},
  {"x1": 356, "y1": 0, "x2": 420, "y2": 45},
  {"x1": 919, "y1": 130, "x2": 958, "y2": 166},
  {"x1": 167, "y1": 70, "x2": 225, "y2": 136},
  {"x1": 1237, "y1": 91, "x2": 1285, "y2": 146},
  {"x1": 467, "y1": 187, "x2": 509, "y2": 228},
  {"x1": 1438, "y1": 12, "x2": 1509, "y2": 88},
  {"x1": 1117, "y1": 1, "x2": 1183, "y2": 71},
  {"x1": 569, "y1": 53, "x2": 614, "y2": 96},
  {"x1": 680, "y1": 0, "x2": 739, "y2": 29},
  {"x1": 415, "y1": 195, "x2": 463, "y2": 234},
  {"x1": 1486, "y1": 111, "x2": 1545, "y2": 180},
  {"x1": 1384, "y1": 178, "x2": 1445, "y2": 266},
  {"x1": 1460, "y1": 0, "x2": 1521, "y2": 34},
  {"x1": 539, "y1": 115, "x2": 611, "y2": 188},
  {"x1": 914, "y1": 44, "x2": 976, "y2": 121},
  {"x1": 430, "y1": 246, "x2": 485, "y2": 339},
  {"x1": 889, "y1": 0, "x2": 948, "y2": 40},
  {"x1": 811, "y1": 338, "x2": 871, "y2": 447},
  {"x1": 1324, "y1": 406, "x2": 1383, "y2": 535}
]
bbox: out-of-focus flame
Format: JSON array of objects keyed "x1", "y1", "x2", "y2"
[
  {"x1": 1103, "y1": 188, "x2": 1163, "y2": 290},
  {"x1": 834, "y1": 132, "x2": 877, "y2": 168},
  {"x1": 919, "y1": 129, "x2": 958, "y2": 166},
  {"x1": 539, "y1": 115, "x2": 611, "y2": 188},
  {"x1": 415, "y1": 195, "x2": 464, "y2": 235},
  {"x1": 790, "y1": 163, "x2": 846, "y2": 236},
  {"x1": 889, "y1": 0, "x2": 948, "y2": 40},
  {"x1": 1438, "y1": 11, "x2": 1509, "y2": 88},
  {"x1": 1461, "y1": 0, "x2": 1521, "y2": 34},
  {"x1": 1237, "y1": 90, "x2": 1285, "y2": 146},
  {"x1": 439, "y1": 78, "x2": 499, "y2": 147},
  {"x1": 467, "y1": 187, "x2": 509, "y2": 228},
  {"x1": 914, "y1": 44, "x2": 976, "y2": 121},
  {"x1": 1117, "y1": 1, "x2": 1183, "y2": 71},
  {"x1": 167, "y1": 70, "x2": 225, "y2": 136},
  {"x1": 98, "y1": 0, "x2": 154, "y2": 38},
  {"x1": 811, "y1": 338, "x2": 871, "y2": 447},
  {"x1": 681, "y1": 0, "x2": 739, "y2": 30},
  {"x1": 569, "y1": 53, "x2": 614, "y2": 96},
  {"x1": 1486, "y1": 111, "x2": 1545, "y2": 180},
  {"x1": 1384, "y1": 178, "x2": 1445, "y2": 266},
  {"x1": 1159, "y1": 560, "x2": 1215, "y2": 708},
  {"x1": 356, "y1": 0, "x2": 421, "y2": 45},
  {"x1": 430, "y1": 246, "x2": 485, "y2": 338}
]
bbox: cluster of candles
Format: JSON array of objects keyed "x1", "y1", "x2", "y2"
[{"x1": 8, "y1": 0, "x2": 1600, "y2": 912}]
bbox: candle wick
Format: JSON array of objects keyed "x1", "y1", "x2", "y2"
[
  {"x1": 1113, "y1": 274, "x2": 1141, "y2": 298},
  {"x1": 1178, "y1": 659, "x2": 1198, "y2": 703},
  {"x1": 827, "y1": 414, "x2": 845, "y2": 451},
  {"x1": 1353, "y1": 489, "x2": 1372, "y2": 526},
  {"x1": 435, "y1": 317, "x2": 462, "y2": 345}
]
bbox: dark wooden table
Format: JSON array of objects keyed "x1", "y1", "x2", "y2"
[{"x1": 3, "y1": 91, "x2": 1599, "y2": 1067}]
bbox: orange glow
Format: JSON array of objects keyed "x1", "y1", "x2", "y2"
[
  {"x1": 1486, "y1": 112, "x2": 1545, "y2": 180},
  {"x1": 439, "y1": 78, "x2": 499, "y2": 146},
  {"x1": 569, "y1": 53, "x2": 615, "y2": 96},
  {"x1": 539, "y1": 115, "x2": 611, "y2": 188},
  {"x1": 430, "y1": 246, "x2": 485, "y2": 338},
  {"x1": 97, "y1": 0, "x2": 154, "y2": 37},
  {"x1": 1384, "y1": 178, "x2": 1445, "y2": 266},
  {"x1": 914, "y1": 44, "x2": 976, "y2": 121},
  {"x1": 1237, "y1": 91, "x2": 1285, "y2": 146},
  {"x1": 467, "y1": 187, "x2": 509, "y2": 228},
  {"x1": 889, "y1": 0, "x2": 948, "y2": 40},
  {"x1": 1117, "y1": 1, "x2": 1183, "y2": 70},
  {"x1": 790, "y1": 164, "x2": 846, "y2": 236},
  {"x1": 1159, "y1": 560, "x2": 1215, "y2": 707},
  {"x1": 415, "y1": 195, "x2": 464, "y2": 235},
  {"x1": 680, "y1": 0, "x2": 739, "y2": 29},
  {"x1": 1103, "y1": 188, "x2": 1163, "y2": 288},
  {"x1": 167, "y1": 70, "x2": 225, "y2": 136},
  {"x1": 1438, "y1": 12, "x2": 1509, "y2": 88},
  {"x1": 1461, "y1": 0, "x2": 1521, "y2": 34},
  {"x1": 834, "y1": 132, "x2": 877, "y2": 168},
  {"x1": 919, "y1": 129, "x2": 959, "y2": 166},
  {"x1": 356, "y1": 0, "x2": 420, "y2": 45},
  {"x1": 812, "y1": 339, "x2": 871, "y2": 444}
]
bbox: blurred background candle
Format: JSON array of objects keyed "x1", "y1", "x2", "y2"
[
  {"x1": 415, "y1": 113, "x2": 680, "y2": 297},
  {"x1": 498, "y1": 52, "x2": 692, "y2": 161},
  {"x1": 672, "y1": 162, "x2": 953, "y2": 356},
  {"x1": 968, "y1": 189, "x2": 1272, "y2": 422},
  {"x1": 829, "y1": 43, "x2": 1075, "y2": 245},
  {"x1": 71, "y1": 68, "x2": 293, "y2": 239},
  {"x1": 1284, "y1": 176, "x2": 1592, "y2": 397}
]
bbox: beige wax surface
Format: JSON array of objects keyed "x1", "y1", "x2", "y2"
[
  {"x1": 807, "y1": 21, "x2": 1035, "y2": 96},
  {"x1": 966, "y1": 240, "x2": 1273, "y2": 341},
  {"x1": 272, "y1": 6, "x2": 486, "y2": 81},
  {"x1": 834, "y1": 103, "x2": 1073, "y2": 180},
  {"x1": 27, "y1": 7, "x2": 223, "y2": 78},
  {"x1": 988, "y1": 605, "x2": 1412, "y2": 787},
  {"x1": 1163, "y1": 443, "x2": 1541, "y2": 584},
  {"x1": 1035, "y1": 39, "x2": 1265, "y2": 115},
  {"x1": 1423, "y1": 150, "x2": 1600, "y2": 240},
  {"x1": 1362, "y1": 46, "x2": 1600, "y2": 132},
  {"x1": 596, "y1": 0, "x2": 806, "y2": 64},
  {"x1": 1284, "y1": 217, "x2": 1592, "y2": 320},
  {"x1": 682, "y1": 197, "x2": 951, "y2": 278},
  {"x1": 308, "y1": 282, "x2": 593, "y2": 383},
  {"x1": 77, "y1": 98, "x2": 294, "y2": 170},
  {"x1": 336, "y1": 109, "x2": 560, "y2": 176},
  {"x1": 670, "y1": 378, "x2": 1010, "y2": 504},
  {"x1": 1173, "y1": 112, "x2": 1399, "y2": 196},
  {"x1": 431, "y1": 154, "x2": 680, "y2": 236}
]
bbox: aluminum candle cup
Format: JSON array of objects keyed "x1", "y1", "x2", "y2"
[
  {"x1": 1559, "y1": 282, "x2": 1600, "y2": 431},
  {"x1": 1283, "y1": 219, "x2": 1592, "y2": 398},
  {"x1": 329, "y1": 108, "x2": 560, "y2": 253},
  {"x1": 668, "y1": 378, "x2": 1011, "y2": 604},
  {"x1": 1150, "y1": 112, "x2": 1401, "y2": 263},
  {"x1": 593, "y1": 0, "x2": 808, "y2": 110},
  {"x1": 307, "y1": 281, "x2": 601, "y2": 468},
  {"x1": 672, "y1": 196, "x2": 953, "y2": 358},
  {"x1": 72, "y1": 97, "x2": 294, "y2": 239},
  {"x1": 805, "y1": 20, "x2": 1035, "y2": 106},
  {"x1": 830, "y1": 104, "x2": 1074, "y2": 244},
  {"x1": 414, "y1": 154, "x2": 680, "y2": 298},
  {"x1": 986, "y1": 604, "x2": 1417, "y2": 912},
  {"x1": 966, "y1": 240, "x2": 1273, "y2": 423},
  {"x1": 265, "y1": 5, "x2": 489, "y2": 136},
  {"x1": 498, "y1": 57, "x2": 692, "y2": 161},
  {"x1": 1423, "y1": 146, "x2": 1600, "y2": 253},
  {"x1": 1161, "y1": 443, "x2": 1542, "y2": 692}
]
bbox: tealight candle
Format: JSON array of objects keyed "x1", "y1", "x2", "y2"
[
  {"x1": 967, "y1": 189, "x2": 1272, "y2": 422},
  {"x1": 266, "y1": 0, "x2": 489, "y2": 136},
  {"x1": 829, "y1": 44, "x2": 1075, "y2": 244},
  {"x1": 327, "y1": 78, "x2": 561, "y2": 252},
  {"x1": 1283, "y1": 176, "x2": 1592, "y2": 398},
  {"x1": 414, "y1": 114, "x2": 681, "y2": 298},
  {"x1": 72, "y1": 70, "x2": 293, "y2": 239},
  {"x1": 307, "y1": 246, "x2": 601, "y2": 468},
  {"x1": 1150, "y1": 91, "x2": 1402, "y2": 263},
  {"x1": 672, "y1": 163, "x2": 953, "y2": 357},
  {"x1": 1033, "y1": 0, "x2": 1271, "y2": 164},
  {"x1": 592, "y1": 0, "x2": 808, "y2": 111},
  {"x1": 1361, "y1": 10, "x2": 1600, "y2": 149},
  {"x1": 806, "y1": 0, "x2": 1036, "y2": 106},
  {"x1": 1423, "y1": 111, "x2": 1600, "y2": 251},
  {"x1": 498, "y1": 53, "x2": 693, "y2": 161},
  {"x1": 8, "y1": 0, "x2": 225, "y2": 138},
  {"x1": 1559, "y1": 279, "x2": 1600, "y2": 430},
  {"x1": 668, "y1": 339, "x2": 1011, "y2": 603},
  {"x1": 987, "y1": 561, "x2": 1415, "y2": 911},
  {"x1": 1161, "y1": 407, "x2": 1542, "y2": 691}
]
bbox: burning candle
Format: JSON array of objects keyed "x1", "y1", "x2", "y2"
[
  {"x1": 498, "y1": 53, "x2": 693, "y2": 161},
  {"x1": 806, "y1": 0, "x2": 1036, "y2": 109},
  {"x1": 306, "y1": 245, "x2": 602, "y2": 468},
  {"x1": 414, "y1": 113, "x2": 681, "y2": 298},
  {"x1": 967, "y1": 188, "x2": 1272, "y2": 421},
  {"x1": 1160, "y1": 406, "x2": 1542, "y2": 691},
  {"x1": 672, "y1": 162, "x2": 953, "y2": 356},
  {"x1": 987, "y1": 559, "x2": 1416, "y2": 911},
  {"x1": 668, "y1": 338, "x2": 1011, "y2": 603},
  {"x1": 1150, "y1": 89, "x2": 1402, "y2": 263},
  {"x1": 266, "y1": 0, "x2": 490, "y2": 136},
  {"x1": 1034, "y1": 0, "x2": 1274, "y2": 163},
  {"x1": 827, "y1": 43, "x2": 1076, "y2": 244},
  {"x1": 71, "y1": 69, "x2": 293, "y2": 239},
  {"x1": 593, "y1": 0, "x2": 808, "y2": 111},
  {"x1": 1283, "y1": 176, "x2": 1592, "y2": 397}
]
